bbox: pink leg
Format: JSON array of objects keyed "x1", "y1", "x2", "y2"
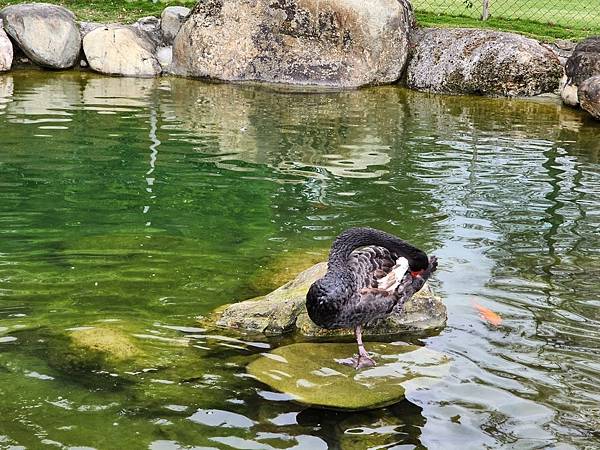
[{"x1": 337, "y1": 325, "x2": 377, "y2": 369}]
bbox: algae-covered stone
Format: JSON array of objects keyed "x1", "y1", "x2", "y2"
[
  {"x1": 247, "y1": 342, "x2": 451, "y2": 410},
  {"x1": 213, "y1": 262, "x2": 446, "y2": 336},
  {"x1": 70, "y1": 327, "x2": 140, "y2": 361},
  {"x1": 216, "y1": 263, "x2": 327, "y2": 335},
  {"x1": 50, "y1": 326, "x2": 142, "y2": 373}
]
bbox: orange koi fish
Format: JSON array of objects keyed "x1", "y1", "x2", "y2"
[{"x1": 473, "y1": 302, "x2": 502, "y2": 326}]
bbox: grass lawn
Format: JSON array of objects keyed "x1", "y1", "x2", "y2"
[
  {"x1": 0, "y1": 0, "x2": 196, "y2": 23},
  {"x1": 413, "y1": 0, "x2": 600, "y2": 41}
]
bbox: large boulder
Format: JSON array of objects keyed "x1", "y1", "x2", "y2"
[
  {"x1": 83, "y1": 26, "x2": 161, "y2": 77},
  {"x1": 211, "y1": 262, "x2": 446, "y2": 336},
  {"x1": 161, "y1": 6, "x2": 190, "y2": 44},
  {"x1": 0, "y1": 24, "x2": 12, "y2": 71},
  {"x1": 406, "y1": 28, "x2": 563, "y2": 97},
  {"x1": 171, "y1": 0, "x2": 415, "y2": 88},
  {"x1": 561, "y1": 36, "x2": 600, "y2": 106},
  {"x1": 579, "y1": 75, "x2": 600, "y2": 120},
  {"x1": 0, "y1": 3, "x2": 81, "y2": 69}
]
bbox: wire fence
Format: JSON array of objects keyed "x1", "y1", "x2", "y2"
[{"x1": 411, "y1": 0, "x2": 600, "y2": 37}]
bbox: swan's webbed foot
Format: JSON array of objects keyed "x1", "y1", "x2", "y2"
[
  {"x1": 336, "y1": 325, "x2": 376, "y2": 370},
  {"x1": 337, "y1": 352, "x2": 376, "y2": 369}
]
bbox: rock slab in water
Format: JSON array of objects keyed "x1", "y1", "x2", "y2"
[
  {"x1": 0, "y1": 26, "x2": 12, "y2": 71},
  {"x1": 561, "y1": 36, "x2": 600, "y2": 106},
  {"x1": 579, "y1": 75, "x2": 600, "y2": 120},
  {"x1": 161, "y1": 6, "x2": 190, "y2": 44},
  {"x1": 406, "y1": 28, "x2": 563, "y2": 97},
  {"x1": 0, "y1": 3, "x2": 81, "y2": 69},
  {"x1": 247, "y1": 342, "x2": 451, "y2": 410},
  {"x1": 172, "y1": 0, "x2": 414, "y2": 88},
  {"x1": 83, "y1": 26, "x2": 161, "y2": 77},
  {"x1": 214, "y1": 262, "x2": 446, "y2": 336}
]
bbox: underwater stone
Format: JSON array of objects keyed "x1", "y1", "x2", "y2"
[
  {"x1": 247, "y1": 342, "x2": 451, "y2": 410},
  {"x1": 49, "y1": 326, "x2": 142, "y2": 373},
  {"x1": 171, "y1": 0, "x2": 414, "y2": 88},
  {"x1": 212, "y1": 262, "x2": 446, "y2": 336},
  {"x1": 0, "y1": 3, "x2": 81, "y2": 69},
  {"x1": 406, "y1": 28, "x2": 563, "y2": 97}
]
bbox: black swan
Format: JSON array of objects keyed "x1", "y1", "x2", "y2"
[{"x1": 306, "y1": 227, "x2": 438, "y2": 369}]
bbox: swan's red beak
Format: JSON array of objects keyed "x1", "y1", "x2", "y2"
[{"x1": 410, "y1": 269, "x2": 425, "y2": 278}]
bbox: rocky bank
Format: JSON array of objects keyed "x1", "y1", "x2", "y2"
[{"x1": 0, "y1": 1, "x2": 597, "y2": 116}]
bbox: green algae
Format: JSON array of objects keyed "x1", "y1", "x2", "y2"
[{"x1": 247, "y1": 342, "x2": 452, "y2": 411}]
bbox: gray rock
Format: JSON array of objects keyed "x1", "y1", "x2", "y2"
[
  {"x1": 565, "y1": 37, "x2": 600, "y2": 85},
  {"x1": 406, "y1": 28, "x2": 563, "y2": 97},
  {"x1": 156, "y1": 46, "x2": 173, "y2": 68},
  {"x1": 0, "y1": 3, "x2": 81, "y2": 69},
  {"x1": 132, "y1": 15, "x2": 163, "y2": 48},
  {"x1": 0, "y1": 25, "x2": 12, "y2": 71},
  {"x1": 560, "y1": 74, "x2": 579, "y2": 106},
  {"x1": 161, "y1": 6, "x2": 190, "y2": 44},
  {"x1": 172, "y1": 0, "x2": 415, "y2": 88},
  {"x1": 561, "y1": 36, "x2": 600, "y2": 106},
  {"x1": 212, "y1": 262, "x2": 446, "y2": 336},
  {"x1": 83, "y1": 25, "x2": 161, "y2": 77},
  {"x1": 79, "y1": 21, "x2": 104, "y2": 38},
  {"x1": 579, "y1": 75, "x2": 600, "y2": 120}
]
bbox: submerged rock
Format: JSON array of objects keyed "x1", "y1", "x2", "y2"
[
  {"x1": 0, "y1": 25, "x2": 12, "y2": 72},
  {"x1": 561, "y1": 37, "x2": 600, "y2": 106},
  {"x1": 247, "y1": 342, "x2": 451, "y2": 410},
  {"x1": 212, "y1": 262, "x2": 446, "y2": 336},
  {"x1": 50, "y1": 326, "x2": 143, "y2": 373},
  {"x1": 0, "y1": 3, "x2": 81, "y2": 69},
  {"x1": 172, "y1": 0, "x2": 415, "y2": 88},
  {"x1": 406, "y1": 28, "x2": 562, "y2": 97},
  {"x1": 579, "y1": 75, "x2": 600, "y2": 120},
  {"x1": 83, "y1": 26, "x2": 161, "y2": 77}
]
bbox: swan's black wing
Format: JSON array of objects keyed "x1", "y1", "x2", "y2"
[{"x1": 348, "y1": 246, "x2": 397, "y2": 290}]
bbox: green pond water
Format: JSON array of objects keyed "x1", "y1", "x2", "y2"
[{"x1": 0, "y1": 70, "x2": 599, "y2": 449}]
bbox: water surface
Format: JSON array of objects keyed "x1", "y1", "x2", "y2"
[{"x1": 0, "y1": 70, "x2": 599, "y2": 449}]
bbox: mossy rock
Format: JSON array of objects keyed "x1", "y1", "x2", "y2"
[
  {"x1": 247, "y1": 342, "x2": 451, "y2": 411},
  {"x1": 208, "y1": 262, "x2": 447, "y2": 336},
  {"x1": 211, "y1": 263, "x2": 328, "y2": 335}
]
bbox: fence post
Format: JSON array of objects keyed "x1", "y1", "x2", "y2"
[{"x1": 481, "y1": 0, "x2": 490, "y2": 20}]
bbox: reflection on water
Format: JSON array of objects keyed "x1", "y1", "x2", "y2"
[{"x1": 0, "y1": 70, "x2": 599, "y2": 449}]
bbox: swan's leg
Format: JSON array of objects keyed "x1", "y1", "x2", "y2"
[
  {"x1": 337, "y1": 325, "x2": 376, "y2": 369},
  {"x1": 355, "y1": 325, "x2": 376, "y2": 368}
]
